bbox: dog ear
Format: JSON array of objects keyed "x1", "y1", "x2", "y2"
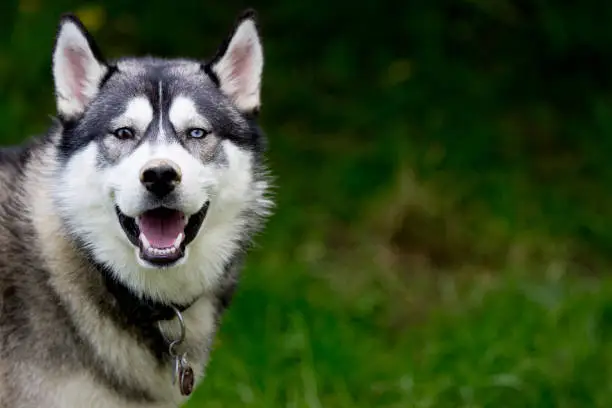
[
  {"x1": 206, "y1": 10, "x2": 263, "y2": 114},
  {"x1": 53, "y1": 14, "x2": 109, "y2": 119}
]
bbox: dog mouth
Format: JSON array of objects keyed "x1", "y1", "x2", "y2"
[{"x1": 115, "y1": 202, "x2": 210, "y2": 267}]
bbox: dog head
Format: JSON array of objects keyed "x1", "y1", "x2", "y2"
[{"x1": 50, "y1": 11, "x2": 272, "y2": 302}]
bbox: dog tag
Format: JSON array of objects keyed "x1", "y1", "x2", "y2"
[
  {"x1": 178, "y1": 363, "x2": 195, "y2": 396},
  {"x1": 177, "y1": 354, "x2": 194, "y2": 396}
]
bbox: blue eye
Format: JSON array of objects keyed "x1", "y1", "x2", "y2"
[{"x1": 188, "y1": 128, "x2": 209, "y2": 139}]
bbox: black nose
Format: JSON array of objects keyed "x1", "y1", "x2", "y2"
[{"x1": 140, "y1": 160, "x2": 182, "y2": 197}]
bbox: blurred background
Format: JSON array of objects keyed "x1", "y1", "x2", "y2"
[{"x1": 1, "y1": 1, "x2": 612, "y2": 406}]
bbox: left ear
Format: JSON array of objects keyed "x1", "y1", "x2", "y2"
[
  {"x1": 207, "y1": 10, "x2": 264, "y2": 113},
  {"x1": 53, "y1": 14, "x2": 109, "y2": 119}
]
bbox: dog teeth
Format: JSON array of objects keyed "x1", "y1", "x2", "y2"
[
  {"x1": 145, "y1": 246, "x2": 178, "y2": 257},
  {"x1": 140, "y1": 234, "x2": 183, "y2": 258},
  {"x1": 139, "y1": 233, "x2": 151, "y2": 250},
  {"x1": 173, "y1": 233, "x2": 184, "y2": 249}
]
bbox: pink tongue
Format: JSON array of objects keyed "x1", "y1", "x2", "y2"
[{"x1": 138, "y1": 209, "x2": 185, "y2": 248}]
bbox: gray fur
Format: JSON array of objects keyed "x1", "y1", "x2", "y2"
[{"x1": 0, "y1": 10, "x2": 271, "y2": 408}]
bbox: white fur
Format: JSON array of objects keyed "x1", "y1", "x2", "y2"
[
  {"x1": 53, "y1": 20, "x2": 107, "y2": 118},
  {"x1": 110, "y1": 97, "x2": 154, "y2": 133},
  {"x1": 211, "y1": 18, "x2": 263, "y2": 112},
  {"x1": 54, "y1": 105, "x2": 268, "y2": 303},
  {"x1": 169, "y1": 96, "x2": 212, "y2": 132},
  {"x1": 51, "y1": 374, "x2": 177, "y2": 408}
]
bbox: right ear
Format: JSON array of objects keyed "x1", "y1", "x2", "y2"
[
  {"x1": 205, "y1": 10, "x2": 264, "y2": 114},
  {"x1": 53, "y1": 14, "x2": 108, "y2": 119}
]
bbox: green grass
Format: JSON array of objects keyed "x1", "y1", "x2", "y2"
[{"x1": 185, "y1": 254, "x2": 612, "y2": 407}]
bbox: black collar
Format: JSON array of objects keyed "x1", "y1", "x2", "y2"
[
  {"x1": 97, "y1": 262, "x2": 198, "y2": 361},
  {"x1": 102, "y1": 271, "x2": 195, "y2": 324}
]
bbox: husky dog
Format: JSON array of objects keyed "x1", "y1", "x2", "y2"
[{"x1": 0, "y1": 9, "x2": 271, "y2": 408}]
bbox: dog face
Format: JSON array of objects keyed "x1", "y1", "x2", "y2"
[{"x1": 51, "y1": 12, "x2": 271, "y2": 302}]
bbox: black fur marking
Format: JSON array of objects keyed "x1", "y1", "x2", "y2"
[
  {"x1": 56, "y1": 117, "x2": 90, "y2": 162},
  {"x1": 0, "y1": 286, "x2": 31, "y2": 346},
  {"x1": 218, "y1": 281, "x2": 237, "y2": 313},
  {"x1": 201, "y1": 63, "x2": 220, "y2": 87},
  {"x1": 245, "y1": 115, "x2": 267, "y2": 155},
  {"x1": 98, "y1": 64, "x2": 118, "y2": 89},
  {"x1": 215, "y1": 260, "x2": 242, "y2": 318}
]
